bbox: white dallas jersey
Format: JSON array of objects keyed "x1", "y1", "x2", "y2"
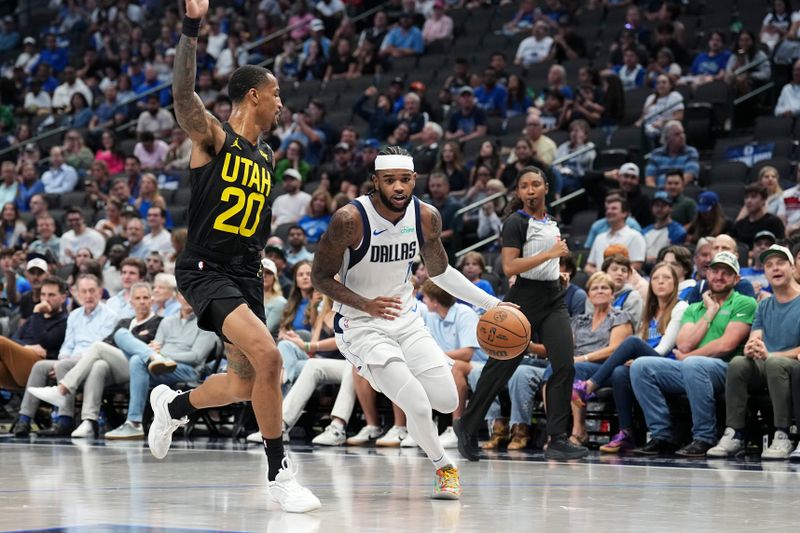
[{"x1": 335, "y1": 194, "x2": 425, "y2": 319}]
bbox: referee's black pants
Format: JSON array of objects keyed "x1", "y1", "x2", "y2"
[{"x1": 461, "y1": 278, "x2": 575, "y2": 438}]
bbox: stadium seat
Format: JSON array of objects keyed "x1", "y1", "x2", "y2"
[
  {"x1": 174, "y1": 188, "x2": 192, "y2": 206},
  {"x1": 708, "y1": 182, "x2": 746, "y2": 208},
  {"x1": 566, "y1": 209, "x2": 597, "y2": 249},
  {"x1": 622, "y1": 87, "x2": 651, "y2": 126},
  {"x1": 683, "y1": 103, "x2": 714, "y2": 150},
  {"x1": 608, "y1": 126, "x2": 643, "y2": 152},
  {"x1": 753, "y1": 116, "x2": 794, "y2": 140},
  {"x1": 167, "y1": 206, "x2": 187, "y2": 226},
  {"x1": 706, "y1": 161, "x2": 749, "y2": 185},
  {"x1": 593, "y1": 149, "x2": 628, "y2": 171}
]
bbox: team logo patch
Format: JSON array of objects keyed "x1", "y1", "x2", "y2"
[
  {"x1": 198, "y1": 261, "x2": 204, "y2": 270},
  {"x1": 342, "y1": 317, "x2": 350, "y2": 329}
]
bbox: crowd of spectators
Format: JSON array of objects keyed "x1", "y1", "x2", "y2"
[{"x1": 1, "y1": 1, "x2": 800, "y2": 460}]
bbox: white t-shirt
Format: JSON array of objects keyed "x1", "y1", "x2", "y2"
[
  {"x1": 777, "y1": 184, "x2": 800, "y2": 228},
  {"x1": 515, "y1": 36, "x2": 553, "y2": 66},
  {"x1": 142, "y1": 229, "x2": 174, "y2": 257},
  {"x1": 59, "y1": 228, "x2": 106, "y2": 264},
  {"x1": 272, "y1": 191, "x2": 312, "y2": 226},
  {"x1": 643, "y1": 91, "x2": 684, "y2": 137},
  {"x1": 588, "y1": 225, "x2": 646, "y2": 267}
]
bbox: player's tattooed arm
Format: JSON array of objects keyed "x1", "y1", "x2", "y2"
[
  {"x1": 420, "y1": 204, "x2": 450, "y2": 277},
  {"x1": 312, "y1": 206, "x2": 370, "y2": 311},
  {"x1": 173, "y1": 33, "x2": 223, "y2": 151}
]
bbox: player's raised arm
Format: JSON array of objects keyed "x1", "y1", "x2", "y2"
[
  {"x1": 420, "y1": 203, "x2": 502, "y2": 311},
  {"x1": 312, "y1": 205, "x2": 403, "y2": 319},
  {"x1": 174, "y1": 0, "x2": 224, "y2": 156}
]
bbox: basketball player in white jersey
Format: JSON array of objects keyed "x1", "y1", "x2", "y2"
[{"x1": 312, "y1": 146, "x2": 510, "y2": 499}]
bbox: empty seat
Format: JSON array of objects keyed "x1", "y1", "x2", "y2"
[
  {"x1": 594, "y1": 149, "x2": 628, "y2": 172},
  {"x1": 709, "y1": 182, "x2": 746, "y2": 207},
  {"x1": 707, "y1": 161, "x2": 749, "y2": 184},
  {"x1": 608, "y1": 126, "x2": 644, "y2": 152},
  {"x1": 753, "y1": 116, "x2": 794, "y2": 140}
]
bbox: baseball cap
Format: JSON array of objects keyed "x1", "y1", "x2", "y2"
[
  {"x1": 26, "y1": 258, "x2": 48, "y2": 273},
  {"x1": 603, "y1": 243, "x2": 629, "y2": 258},
  {"x1": 619, "y1": 162, "x2": 639, "y2": 177},
  {"x1": 283, "y1": 168, "x2": 301, "y2": 181},
  {"x1": 759, "y1": 244, "x2": 794, "y2": 265},
  {"x1": 390, "y1": 76, "x2": 405, "y2": 86},
  {"x1": 753, "y1": 230, "x2": 777, "y2": 245},
  {"x1": 23, "y1": 36, "x2": 36, "y2": 45},
  {"x1": 652, "y1": 190, "x2": 672, "y2": 205},
  {"x1": 334, "y1": 142, "x2": 349, "y2": 152},
  {"x1": 261, "y1": 257, "x2": 278, "y2": 276},
  {"x1": 459, "y1": 86, "x2": 474, "y2": 96},
  {"x1": 121, "y1": 205, "x2": 138, "y2": 217},
  {"x1": 696, "y1": 191, "x2": 720, "y2": 213},
  {"x1": 709, "y1": 251, "x2": 740, "y2": 275},
  {"x1": 263, "y1": 245, "x2": 286, "y2": 261},
  {"x1": 165, "y1": 48, "x2": 176, "y2": 56},
  {"x1": 24, "y1": 142, "x2": 37, "y2": 153},
  {"x1": 362, "y1": 138, "x2": 380, "y2": 150},
  {"x1": 310, "y1": 18, "x2": 325, "y2": 31}
]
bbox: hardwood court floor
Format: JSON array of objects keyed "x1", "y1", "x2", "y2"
[{"x1": 1, "y1": 437, "x2": 798, "y2": 533}]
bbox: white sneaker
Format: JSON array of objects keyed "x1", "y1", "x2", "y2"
[
  {"x1": 247, "y1": 430, "x2": 263, "y2": 443},
  {"x1": 400, "y1": 434, "x2": 418, "y2": 448},
  {"x1": 346, "y1": 425, "x2": 382, "y2": 446},
  {"x1": 268, "y1": 456, "x2": 321, "y2": 513},
  {"x1": 311, "y1": 423, "x2": 346, "y2": 446},
  {"x1": 790, "y1": 441, "x2": 800, "y2": 462},
  {"x1": 439, "y1": 426, "x2": 458, "y2": 449},
  {"x1": 28, "y1": 386, "x2": 67, "y2": 409},
  {"x1": 707, "y1": 427, "x2": 743, "y2": 457},
  {"x1": 105, "y1": 420, "x2": 144, "y2": 440},
  {"x1": 762, "y1": 430, "x2": 794, "y2": 460},
  {"x1": 376, "y1": 425, "x2": 408, "y2": 447},
  {"x1": 147, "y1": 385, "x2": 187, "y2": 459},
  {"x1": 71, "y1": 420, "x2": 96, "y2": 438}
]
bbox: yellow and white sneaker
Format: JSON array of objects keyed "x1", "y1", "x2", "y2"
[{"x1": 432, "y1": 465, "x2": 461, "y2": 500}]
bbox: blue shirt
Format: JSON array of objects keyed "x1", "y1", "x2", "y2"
[
  {"x1": 381, "y1": 26, "x2": 424, "y2": 55},
  {"x1": 298, "y1": 214, "x2": 331, "y2": 244},
  {"x1": 752, "y1": 293, "x2": 800, "y2": 352},
  {"x1": 41, "y1": 164, "x2": 79, "y2": 194},
  {"x1": 292, "y1": 299, "x2": 310, "y2": 331},
  {"x1": 584, "y1": 216, "x2": 643, "y2": 249},
  {"x1": 564, "y1": 283, "x2": 587, "y2": 317},
  {"x1": 106, "y1": 290, "x2": 135, "y2": 319},
  {"x1": 280, "y1": 129, "x2": 326, "y2": 166},
  {"x1": 36, "y1": 47, "x2": 69, "y2": 73},
  {"x1": 690, "y1": 50, "x2": 731, "y2": 76},
  {"x1": 1, "y1": 274, "x2": 31, "y2": 302},
  {"x1": 154, "y1": 298, "x2": 181, "y2": 317},
  {"x1": 135, "y1": 80, "x2": 172, "y2": 107},
  {"x1": 474, "y1": 84, "x2": 508, "y2": 117},
  {"x1": 447, "y1": 106, "x2": 487, "y2": 136},
  {"x1": 422, "y1": 302, "x2": 487, "y2": 363},
  {"x1": 645, "y1": 145, "x2": 701, "y2": 188},
  {"x1": 59, "y1": 303, "x2": 119, "y2": 358},
  {"x1": 459, "y1": 279, "x2": 495, "y2": 314}
]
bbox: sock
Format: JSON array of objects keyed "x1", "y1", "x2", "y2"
[
  {"x1": 331, "y1": 419, "x2": 344, "y2": 430},
  {"x1": 432, "y1": 452, "x2": 455, "y2": 470},
  {"x1": 18, "y1": 414, "x2": 30, "y2": 423},
  {"x1": 263, "y1": 437, "x2": 285, "y2": 481},
  {"x1": 57, "y1": 415, "x2": 73, "y2": 426},
  {"x1": 168, "y1": 391, "x2": 196, "y2": 419}
]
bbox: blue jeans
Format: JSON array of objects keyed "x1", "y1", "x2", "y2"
[
  {"x1": 508, "y1": 364, "x2": 546, "y2": 425},
  {"x1": 590, "y1": 336, "x2": 661, "y2": 388},
  {"x1": 630, "y1": 356, "x2": 727, "y2": 444},
  {"x1": 114, "y1": 329, "x2": 199, "y2": 423},
  {"x1": 278, "y1": 340, "x2": 309, "y2": 395}
]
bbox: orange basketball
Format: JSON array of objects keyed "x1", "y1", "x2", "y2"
[{"x1": 476, "y1": 306, "x2": 532, "y2": 360}]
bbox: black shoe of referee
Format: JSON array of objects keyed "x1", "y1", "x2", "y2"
[
  {"x1": 544, "y1": 434, "x2": 589, "y2": 460},
  {"x1": 454, "y1": 418, "x2": 480, "y2": 462}
]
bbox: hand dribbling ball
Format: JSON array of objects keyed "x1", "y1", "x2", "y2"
[{"x1": 477, "y1": 306, "x2": 532, "y2": 360}]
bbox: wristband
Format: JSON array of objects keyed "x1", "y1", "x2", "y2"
[
  {"x1": 182, "y1": 16, "x2": 201, "y2": 38},
  {"x1": 304, "y1": 341, "x2": 310, "y2": 352}
]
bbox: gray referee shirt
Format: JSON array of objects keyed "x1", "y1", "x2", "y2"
[{"x1": 502, "y1": 211, "x2": 561, "y2": 281}]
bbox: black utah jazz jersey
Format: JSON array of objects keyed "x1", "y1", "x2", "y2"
[{"x1": 187, "y1": 123, "x2": 274, "y2": 257}]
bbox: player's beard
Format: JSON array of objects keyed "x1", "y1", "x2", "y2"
[{"x1": 377, "y1": 186, "x2": 412, "y2": 213}]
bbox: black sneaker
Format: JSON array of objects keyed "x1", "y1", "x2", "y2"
[
  {"x1": 544, "y1": 434, "x2": 589, "y2": 460},
  {"x1": 454, "y1": 418, "x2": 480, "y2": 462},
  {"x1": 37, "y1": 421, "x2": 74, "y2": 437},
  {"x1": 12, "y1": 418, "x2": 31, "y2": 437},
  {"x1": 675, "y1": 439, "x2": 714, "y2": 457},
  {"x1": 633, "y1": 438, "x2": 677, "y2": 456}
]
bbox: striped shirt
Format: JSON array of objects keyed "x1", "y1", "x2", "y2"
[
  {"x1": 502, "y1": 210, "x2": 561, "y2": 281},
  {"x1": 645, "y1": 145, "x2": 700, "y2": 188}
]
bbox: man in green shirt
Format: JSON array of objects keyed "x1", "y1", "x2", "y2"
[{"x1": 630, "y1": 251, "x2": 756, "y2": 457}]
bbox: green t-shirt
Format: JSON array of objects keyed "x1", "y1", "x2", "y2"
[{"x1": 681, "y1": 290, "x2": 757, "y2": 360}]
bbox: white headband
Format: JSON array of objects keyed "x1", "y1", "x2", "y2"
[{"x1": 374, "y1": 154, "x2": 414, "y2": 172}]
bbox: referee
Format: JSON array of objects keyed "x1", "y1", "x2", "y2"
[{"x1": 454, "y1": 167, "x2": 589, "y2": 460}]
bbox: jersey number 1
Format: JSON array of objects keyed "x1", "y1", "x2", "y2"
[{"x1": 213, "y1": 186, "x2": 265, "y2": 237}]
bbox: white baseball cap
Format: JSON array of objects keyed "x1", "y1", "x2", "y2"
[
  {"x1": 261, "y1": 257, "x2": 278, "y2": 276},
  {"x1": 619, "y1": 162, "x2": 640, "y2": 177},
  {"x1": 26, "y1": 258, "x2": 48, "y2": 272}
]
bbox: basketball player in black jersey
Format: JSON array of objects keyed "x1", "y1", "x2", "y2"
[{"x1": 146, "y1": 0, "x2": 319, "y2": 513}]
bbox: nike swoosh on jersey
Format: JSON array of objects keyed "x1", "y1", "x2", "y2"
[{"x1": 373, "y1": 229, "x2": 388, "y2": 236}]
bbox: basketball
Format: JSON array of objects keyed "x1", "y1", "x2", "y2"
[{"x1": 476, "y1": 306, "x2": 532, "y2": 360}]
